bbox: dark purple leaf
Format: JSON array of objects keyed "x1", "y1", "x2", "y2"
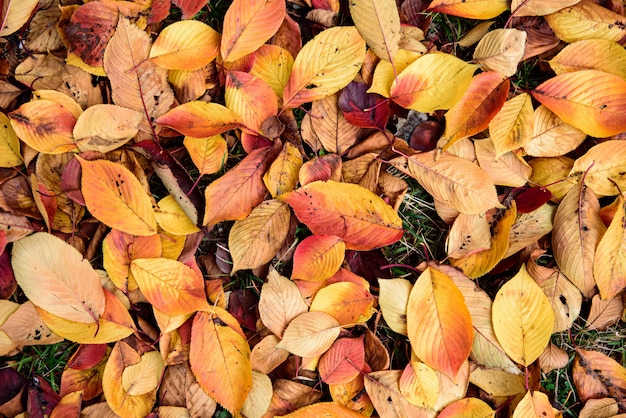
[{"x1": 338, "y1": 82, "x2": 390, "y2": 130}]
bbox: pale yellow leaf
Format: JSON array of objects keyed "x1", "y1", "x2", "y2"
[
  {"x1": 570, "y1": 140, "x2": 626, "y2": 197},
  {"x1": 594, "y1": 194, "x2": 626, "y2": 299},
  {"x1": 73, "y1": 104, "x2": 143, "y2": 153},
  {"x1": 475, "y1": 138, "x2": 531, "y2": 188},
  {"x1": 349, "y1": 0, "x2": 401, "y2": 62},
  {"x1": 488, "y1": 93, "x2": 534, "y2": 158},
  {"x1": 258, "y1": 269, "x2": 308, "y2": 338},
  {"x1": 155, "y1": 195, "x2": 200, "y2": 236},
  {"x1": 473, "y1": 29, "x2": 526, "y2": 77},
  {"x1": 525, "y1": 105, "x2": 586, "y2": 157},
  {"x1": 549, "y1": 39, "x2": 626, "y2": 80},
  {"x1": 122, "y1": 351, "x2": 164, "y2": 396},
  {"x1": 512, "y1": 390, "x2": 554, "y2": 418},
  {"x1": 242, "y1": 371, "x2": 272, "y2": 418},
  {"x1": 276, "y1": 311, "x2": 341, "y2": 358},
  {"x1": 378, "y1": 278, "x2": 411, "y2": 336},
  {"x1": 0, "y1": 0, "x2": 39, "y2": 36},
  {"x1": 505, "y1": 204, "x2": 556, "y2": 258},
  {"x1": 0, "y1": 112, "x2": 23, "y2": 167}
]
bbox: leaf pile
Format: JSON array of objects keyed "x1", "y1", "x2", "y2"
[{"x1": 1, "y1": 0, "x2": 626, "y2": 417}]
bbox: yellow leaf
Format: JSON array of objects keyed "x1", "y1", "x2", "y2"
[
  {"x1": 528, "y1": 156, "x2": 575, "y2": 203},
  {"x1": 428, "y1": 0, "x2": 508, "y2": 20},
  {"x1": 36, "y1": 289, "x2": 134, "y2": 344},
  {"x1": 183, "y1": 134, "x2": 227, "y2": 177},
  {"x1": 258, "y1": 269, "x2": 308, "y2": 338},
  {"x1": 511, "y1": 0, "x2": 581, "y2": 16},
  {"x1": 532, "y1": 70, "x2": 626, "y2": 138},
  {"x1": 9, "y1": 100, "x2": 77, "y2": 154},
  {"x1": 276, "y1": 311, "x2": 341, "y2": 358},
  {"x1": 0, "y1": 0, "x2": 39, "y2": 36},
  {"x1": 505, "y1": 204, "x2": 555, "y2": 258},
  {"x1": 122, "y1": 351, "x2": 164, "y2": 396},
  {"x1": 368, "y1": 49, "x2": 422, "y2": 98},
  {"x1": 492, "y1": 265, "x2": 555, "y2": 366},
  {"x1": 594, "y1": 194, "x2": 626, "y2": 299},
  {"x1": 446, "y1": 212, "x2": 492, "y2": 259},
  {"x1": 399, "y1": 362, "x2": 440, "y2": 408},
  {"x1": 32, "y1": 89, "x2": 83, "y2": 119},
  {"x1": 103, "y1": 341, "x2": 157, "y2": 418},
  {"x1": 488, "y1": 93, "x2": 534, "y2": 158},
  {"x1": 156, "y1": 101, "x2": 243, "y2": 138},
  {"x1": 513, "y1": 391, "x2": 555, "y2": 418},
  {"x1": 282, "y1": 402, "x2": 365, "y2": 417},
  {"x1": 392, "y1": 151, "x2": 503, "y2": 215},
  {"x1": 291, "y1": 235, "x2": 345, "y2": 282},
  {"x1": 242, "y1": 371, "x2": 272, "y2": 418},
  {"x1": 250, "y1": 45, "x2": 294, "y2": 100},
  {"x1": 130, "y1": 258, "x2": 209, "y2": 316},
  {"x1": 283, "y1": 27, "x2": 367, "y2": 109},
  {"x1": 549, "y1": 39, "x2": 626, "y2": 80},
  {"x1": 545, "y1": 0, "x2": 626, "y2": 43},
  {"x1": 525, "y1": 105, "x2": 586, "y2": 157},
  {"x1": 552, "y1": 183, "x2": 605, "y2": 297},
  {"x1": 263, "y1": 142, "x2": 303, "y2": 198},
  {"x1": 310, "y1": 282, "x2": 376, "y2": 325},
  {"x1": 190, "y1": 310, "x2": 253, "y2": 414},
  {"x1": 364, "y1": 370, "x2": 433, "y2": 417},
  {"x1": 220, "y1": 0, "x2": 286, "y2": 63},
  {"x1": 378, "y1": 278, "x2": 411, "y2": 336},
  {"x1": 12, "y1": 232, "x2": 104, "y2": 324},
  {"x1": 570, "y1": 140, "x2": 626, "y2": 197},
  {"x1": 438, "y1": 397, "x2": 495, "y2": 418},
  {"x1": 390, "y1": 53, "x2": 477, "y2": 112},
  {"x1": 280, "y1": 180, "x2": 403, "y2": 251},
  {"x1": 474, "y1": 139, "x2": 531, "y2": 188},
  {"x1": 149, "y1": 20, "x2": 219, "y2": 70},
  {"x1": 469, "y1": 366, "x2": 526, "y2": 397},
  {"x1": 473, "y1": 29, "x2": 527, "y2": 77},
  {"x1": 155, "y1": 195, "x2": 201, "y2": 236},
  {"x1": 225, "y1": 71, "x2": 278, "y2": 136},
  {"x1": 349, "y1": 0, "x2": 401, "y2": 62},
  {"x1": 0, "y1": 112, "x2": 23, "y2": 167},
  {"x1": 73, "y1": 104, "x2": 143, "y2": 153},
  {"x1": 407, "y1": 267, "x2": 473, "y2": 379},
  {"x1": 229, "y1": 200, "x2": 291, "y2": 273},
  {"x1": 458, "y1": 21, "x2": 495, "y2": 47},
  {"x1": 77, "y1": 157, "x2": 158, "y2": 236}
]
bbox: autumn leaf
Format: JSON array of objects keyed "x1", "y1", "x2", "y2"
[
  {"x1": 280, "y1": 181, "x2": 403, "y2": 250},
  {"x1": 149, "y1": 20, "x2": 220, "y2": 70},
  {"x1": 156, "y1": 101, "x2": 243, "y2": 138},
  {"x1": 276, "y1": 311, "x2": 341, "y2": 358},
  {"x1": 349, "y1": 0, "x2": 401, "y2": 62},
  {"x1": 428, "y1": 0, "x2": 509, "y2": 20}
]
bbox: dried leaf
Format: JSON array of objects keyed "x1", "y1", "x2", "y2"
[
  {"x1": 73, "y1": 105, "x2": 143, "y2": 153},
  {"x1": 149, "y1": 20, "x2": 220, "y2": 70},
  {"x1": 473, "y1": 29, "x2": 527, "y2": 77},
  {"x1": 545, "y1": 0, "x2": 626, "y2": 43},
  {"x1": 378, "y1": 278, "x2": 412, "y2": 336},
  {"x1": 570, "y1": 140, "x2": 626, "y2": 197},
  {"x1": 488, "y1": 93, "x2": 534, "y2": 158},
  {"x1": 428, "y1": 0, "x2": 508, "y2": 19},
  {"x1": 276, "y1": 311, "x2": 341, "y2": 358}
]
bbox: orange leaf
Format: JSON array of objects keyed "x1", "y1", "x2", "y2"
[
  {"x1": 149, "y1": 20, "x2": 220, "y2": 70},
  {"x1": 183, "y1": 134, "x2": 228, "y2": 177},
  {"x1": 310, "y1": 281, "x2": 376, "y2": 325},
  {"x1": 276, "y1": 311, "x2": 341, "y2": 357},
  {"x1": 190, "y1": 309, "x2": 252, "y2": 414},
  {"x1": 390, "y1": 53, "x2": 477, "y2": 112},
  {"x1": 203, "y1": 143, "x2": 279, "y2": 226},
  {"x1": 438, "y1": 397, "x2": 495, "y2": 418},
  {"x1": 573, "y1": 348, "x2": 626, "y2": 402},
  {"x1": 492, "y1": 265, "x2": 554, "y2": 366},
  {"x1": 130, "y1": 258, "x2": 209, "y2": 315},
  {"x1": 399, "y1": 361, "x2": 440, "y2": 408},
  {"x1": 229, "y1": 200, "x2": 291, "y2": 273},
  {"x1": 532, "y1": 70, "x2": 626, "y2": 138},
  {"x1": 349, "y1": 0, "x2": 401, "y2": 62},
  {"x1": 156, "y1": 101, "x2": 243, "y2": 138},
  {"x1": 73, "y1": 104, "x2": 143, "y2": 153},
  {"x1": 283, "y1": 26, "x2": 366, "y2": 109},
  {"x1": 12, "y1": 232, "x2": 104, "y2": 324},
  {"x1": 292, "y1": 235, "x2": 345, "y2": 282},
  {"x1": 319, "y1": 336, "x2": 365, "y2": 385},
  {"x1": 441, "y1": 71, "x2": 509, "y2": 150},
  {"x1": 9, "y1": 99, "x2": 77, "y2": 154},
  {"x1": 225, "y1": 71, "x2": 278, "y2": 136},
  {"x1": 406, "y1": 267, "x2": 473, "y2": 379},
  {"x1": 250, "y1": 45, "x2": 294, "y2": 100},
  {"x1": 282, "y1": 402, "x2": 365, "y2": 417},
  {"x1": 428, "y1": 0, "x2": 508, "y2": 20},
  {"x1": 220, "y1": 0, "x2": 286, "y2": 63},
  {"x1": 280, "y1": 180, "x2": 403, "y2": 250},
  {"x1": 258, "y1": 269, "x2": 308, "y2": 338},
  {"x1": 78, "y1": 157, "x2": 158, "y2": 236}
]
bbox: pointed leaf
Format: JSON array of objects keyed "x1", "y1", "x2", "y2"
[
  {"x1": 407, "y1": 267, "x2": 473, "y2": 379},
  {"x1": 0, "y1": 0, "x2": 39, "y2": 36},
  {"x1": 545, "y1": 1, "x2": 626, "y2": 43},
  {"x1": 12, "y1": 232, "x2": 104, "y2": 324},
  {"x1": 190, "y1": 309, "x2": 253, "y2": 415},
  {"x1": 473, "y1": 29, "x2": 526, "y2": 77},
  {"x1": 203, "y1": 143, "x2": 279, "y2": 226},
  {"x1": 399, "y1": 361, "x2": 440, "y2": 408},
  {"x1": 511, "y1": 0, "x2": 581, "y2": 16},
  {"x1": 304, "y1": 94, "x2": 361, "y2": 154},
  {"x1": 532, "y1": 70, "x2": 626, "y2": 138},
  {"x1": 552, "y1": 183, "x2": 605, "y2": 297},
  {"x1": 183, "y1": 134, "x2": 228, "y2": 178},
  {"x1": 250, "y1": 45, "x2": 294, "y2": 99},
  {"x1": 474, "y1": 139, "x2": 531, "y2": 188},
  {"x1": 319, "y1": 336, "x2": 365, "y2": 385},
  {"x1": 283, "y1": 26, "x2": 367, "y2": 109},
  {"x1": 122, "y1": 351, "x2": 164, "y2": 396},
  {"x1": 549, "y1": 39, "x2": 626, "y2": 80},
  {"x1": 9, "y1": 100, "x2": 77, "y2": 154},
  {"x1": 525, "y1": 105, "x2": 586, "y2": 157},
  {"x1": 149, "y1": 20, "x2": 220, "y2": 70},
  {"x1": 280, "y1": 180, "x2": 403, "y2": 250},
  {"x1": 156, "y1": 101, "x2": 243, "y2": 138},
  {"x1": 438, "y1": 397, "x2": 495, "y2": 418},
  {"x1": 364, "y1": 370, "x2": 431, "y2": 417},
  {"x1": 229, "y1": 200, "x2": 291, "y2": 273},
  {"x1": 390, "y1": 53, "x2": 477, "y2": 112},
  {"x1": 391, "y1": 150, "x2": 503, "y2": 215},
  {"x1": 73, "y1": 105, "x2": 143, "y2": 153},
  {"x1": 594, "y1": 194, "x2": 626, "y2": 299},
  {"x1": 441, "y1": 71, "x2": 509, "y2": 149},
  {"x1": 155, "y1": 195, "x2": 201, "y2": 236},
  {"x1": 349, "y1": 0, "x2": 401, "y2": 62},
  {"x1": 570, "y1": 140, "x2": 626, "y2": 197},
  {"x1": 225, "y1": 71, "x2": 278, "y2": 136},
  {"x1": 378, "y1": 278, "x2": 411, "y2": 336},
  {"x1": 78, "y1": 157, "x2": 158, "y2": 236},
  {"x1": 258, "y1": 269, "x2": 308, "y2": 338},
  {"x1": 0, "y1": 112, "x2": 23, "y2": 167},
  {"x1": 310, "y1": 281, "x2": 376, "y2": 325},
  {"x1": 489, "y1": 93, "x2": 534, "y2": 158},
  {"x1": 573, "y1": 348, "x2": 626, "y2": 402},
  {"x1": 220, "y1": 0, "x2": 286, "y2": 63},
  {"x1": 263, "y1": 142, "x2": 303, "y2": 198},
  {"x1": 130, "y1": 258, "x2": 209, "y2": 316},
  {"x1": 292, "y1": 235, "x2": 345, "y2": 282},
  {"x1": 428, "y1": 0, "x2": 508, "y2": 20},
  {"x1": 276, "y1": 311, "x2": 341, "y2": 357},
  {"x1": 492, "y1": 265, "x2": 555, "y2": 366},
  {"x1": 513, "y1": 391, "x2": 554, "y2": 418}
]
